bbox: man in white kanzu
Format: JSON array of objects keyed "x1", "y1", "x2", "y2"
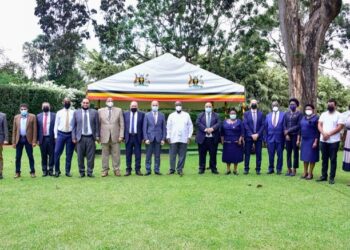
[
  {"x1": 166, "y1": 101, "x2": 193, "y2": 176},
  {"x1": 317, "y1": 98, "x2": 344, "y2": 185}
]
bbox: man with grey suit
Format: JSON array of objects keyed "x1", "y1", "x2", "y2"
[
  {"x1": 143, "y1": 101, "x2": 166, "y2": 175},
  {"x1": 0, "y1": 112, "x2": 9, "y2": 179},
  {"x1": 72, "y1": 98, "x2": 100, "y2": 177},
  {"x1": 98, "y1": 98, "x2": 124, "y2": 177}
]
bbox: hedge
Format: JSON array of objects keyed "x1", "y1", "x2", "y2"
[{"x1": 0, "y1": 82, "x2": 85, "y2": 143}]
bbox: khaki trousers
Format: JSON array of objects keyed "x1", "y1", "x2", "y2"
[{"x1": 102, "y1": 138, "x2": 121, "y2": 172}]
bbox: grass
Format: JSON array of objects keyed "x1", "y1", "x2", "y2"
[{"x1": 0, "y1": 145, "x2": 349, "y2": 249}]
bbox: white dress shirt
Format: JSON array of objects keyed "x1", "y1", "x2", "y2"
[
  {"x1": 166, "y1": 111, "x2": 193, "y2": 144},
  {"x1": 81, "y1": 109, "x2": 92, "y2": 135},
  {"x1": 129, "y1": 111, "x2": 138, "y2": 134},
  {"x1": 54, "y1": 108, "x2": 75, "y2": 138},
  {"x1": 42, "y1": 112, "x2": 51, "y2": 136},
  {"x1": 20, "y1": 116, "x2": 27, "y2": 136},
  {"x1": 272, "y1": 111, "x2": 279, "y2": 127}
]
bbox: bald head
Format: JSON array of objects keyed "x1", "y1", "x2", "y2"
[{"x1": 130, "y1": 101, "x2": 138, "y2": 109}]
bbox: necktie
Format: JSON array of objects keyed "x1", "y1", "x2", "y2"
[
  {"x1": 153, "y1": 112, "x2": 157, "y2": 124},
  {"x1": 43, "y1": 113, "x2": 48, "y2": 135},
  {"x1": 65, "y1": 109, "x2": 70, "y2": 132},
  {"x1": 83, "y1": 110, "x2": 88, "y2": 134},
  {"x1": 253, "y1": 112, "x2": 257, "y2": 133},
  {"x1": 108, "y1": 108, "x2": 111, "y2": 121},
  {"x1": 273, "y1": 112, "x2": 277, "y2": 127},
  {"x1": 206, "y1": 113, "x2": 211, "y2": 128},
  {"x1": 131, "y1": 112, "x2": 135, "y2": 134}
]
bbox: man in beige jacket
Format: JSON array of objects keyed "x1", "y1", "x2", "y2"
[{"x1": 98, "y1": 98, "x2": 125, "y2": 177}]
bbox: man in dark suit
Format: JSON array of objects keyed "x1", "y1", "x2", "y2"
[
  {"x1": 123, "y1": 101, "x2": 145, "y2": 176},
  {"x1": 196, "y1": 102, "x2": 221, "y2": 174},
  {"x1": 37, "y1": 102, "x2": 56, "y2": 177},
  {"x1": 265, "y1": 101, "x2": 285, "y2": 175},
  {"x1": 72, "y1": 98, "x2": 100, "y2": 177},
  {"x1": 12, "y1": 103, "x2": 37, "y2": 178},
  {"x1": 0, "y1": 111, "x2": 9, "y2": 179},
  {"x1": 143, "y1": 100, "x2": 166, "y2": 175},
  {"x1": 243, "y1": 99, "x2": 265, "y2": 175}
]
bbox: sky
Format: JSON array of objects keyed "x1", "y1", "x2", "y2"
[{"x1": 0, "y1": 0, "x2": 349, "y2": 85}]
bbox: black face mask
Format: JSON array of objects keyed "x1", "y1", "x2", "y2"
[
  {"x1": 82, "y1": 106, "x2": 89, "y2": 110},
  {"x1": 251, "y1": 104, "x2": 257, "y2": 109},
  {"x1": 327, "y1": 105, "x2": 335, "y2": 112},
  {"x1": 43, "y1": 107, "x2": 50, "y2": 113},
  {"x1": 131, "y1": 108, "x2": 137, "y2": 113},
  {"x1": 64, "y1": 102, "x2": 71, "y2": 109}
]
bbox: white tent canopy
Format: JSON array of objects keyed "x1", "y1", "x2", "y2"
[{"x1": 87, "y1": 53, "x2": 245, "y2": 108}]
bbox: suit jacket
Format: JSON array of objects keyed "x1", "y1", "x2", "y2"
[
  {"x1": 0, "y1": 112, "x2": 9, "y2": 143},
  {"x1": 37, "y1": 112, "x2": 56, "y2": 144},
  {"x1": 123, "y1": 111, "x2": 145, "y2": 144},
  {"x1": 143, "y1": 111, "x2": 166, "y2": 143},
  {"x1": 195, "y1": 112, "x2": 221, "y2": 144},
  {"x1": 98, "y1": 107, "x2": 125, "y2": 143},
  {"x1": 265, "y1": 111, "x2": 285, "y2": 143},
  {"x1": 12, "y1": 113, "x2": 37, "y2": 145},
  {"x1": 243, "y1": 110, "x2": 265, "y2": 141},
  {"x1": 72, "y1": 109, "x2": 100, "y2": 142}
]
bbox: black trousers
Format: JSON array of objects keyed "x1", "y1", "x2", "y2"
[
  {"x1": 286, "y1": 134, "x2": 299, "y2": 168},
  {"x1": 320, "y1": 141, "x2": 339, "y2": 180},
  {"x1": 198, "y1": 137, "x2": 218, "y2": 172},
  {"x1": 126, "y1": 134, "x2": 141, "y2": 172},
  {"x1": 16, "y1": 136, "x2": 35, "y2": 174},
  {"x1": 39, "y1": 136, "x2": 55, "y2": 173}
]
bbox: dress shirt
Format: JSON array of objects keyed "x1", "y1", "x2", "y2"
[
  {"x1": 20, "y1": 116, "x2": 27, "y2": 136},
  {"x1": 166, "y1": 111, "x2": 193, "y2": 143},
  {"x1": 54, "y1": 108, "x2": 75, "y2": 138},
  {"x1": 43, "y1": 112, "x2": 51, "y2": 136},
  {"x1": 272, "y1": 111, "x2": 279, "y2": 127},
  {"x1": 129, "y1": 111, "x2": 138, "y2": 134}
]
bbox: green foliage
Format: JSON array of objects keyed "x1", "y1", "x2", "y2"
[
  {"x1": 0, "y1": 61, "x2": 28, "y2": 85},
  {"x1": 0, "y1": 82, "x2": 85, "y2": 142}
]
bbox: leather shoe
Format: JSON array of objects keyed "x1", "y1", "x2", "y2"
[
  {"x1": 87, "y1": 173, "x2": 95, "y2": 178},
  {"x1": 276, "y1": 171, "x2": 282, "y2": 175},
  {"x1": 48, "y1": 171, "x2": 54, "y2": 176},
  {"x1": 167, "y1": 171, "x2": 175, "y2": 175},
  {"x1": 225, "y1": 170, "x2": 231, "y2": 175},
  {"x1": 42, "y1": 172, "x2": 48, "y2": 177},
  {"x1": 0, "y1": 174, "x2": 3, "y2": 180},
  {"x1": 145, "y1": 172, "x2": 151, "y2": 176},
  {"x1": 178, "y1": 171, "x2": 184, "y2": 177},
  {"x1": 65, "y1": 173, "x2": 72, "y2": 177},
  {"x1": 243, "y1": 171, "x2": 249, "y2": 175},
  {"x1": 267, "y1": 170, "x2": 274, "y2": 175},
  {"x1": 198, "y1": 170, "x2": 205, "y2": 174},
  {"x1": 124, "y1": 171, "x2": 131, "y2": 176},
  {"x1": 329, "y1": 179, "x2": 335, "y2": 185},
  {"x1": 30, "y1": 173, "x2": 36, "y2": 178},
  {"x1": 212, "y1": 171, "x2": 219, "y2": 175},
  {"x1": 155, "y1": 172, "x2": 162, "y2": 175},
  {"x1": 101, "y1": 171, "x2": 108, "y2": 177},
  {"x1": 136, "y1": 171, "x2": 143, "y2": 176},
  {"x1": 256, "y1": 171, "x2": 261, "y2": 175},
  {"x1": 54, "y1": 172, "x2": 60, "y2": 178},
  {"x1": 316, "y1": 176, "x2": 327, "y2": 182},
  {"x1": 14, "y1": 173, "x2": 21, "y2": 178},
  {"x1": 114, "y1": 170, "x2": 121, "y2": 177},
  {"x1": 80, "y1": 173, "x2": 86, "y2": 178}
]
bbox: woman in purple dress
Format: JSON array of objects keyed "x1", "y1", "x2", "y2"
[
  {"x1": 298, "y1": 104, "x2": 319, "y2": 180},
  {"x1": 221, "y1": 108, "x2": 244, "y2": 175}
]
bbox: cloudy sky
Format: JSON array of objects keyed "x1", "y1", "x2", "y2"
[{"x1": 0, "y1": 0, "x2": 349, "y2": 84}]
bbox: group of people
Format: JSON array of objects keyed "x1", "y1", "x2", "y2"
[{"x1": 0, "y1": 97, "x2": 349, "y2": 186}]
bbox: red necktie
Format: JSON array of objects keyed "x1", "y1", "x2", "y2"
[{"x1": 43, "y1": 113, "x2": 48, "y2": 136}]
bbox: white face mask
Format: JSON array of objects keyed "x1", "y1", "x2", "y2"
[
  {"x1": 272, "y1": 106, "x2": 279, "y2": 112},
  {"x1": 176, "y1": 106, "x2": 182, "y2": 112},
  {"x1": 106, "y1": 102, "x2": 113, "y2": 108},
  {"x1": 305, "y1": 110, "x2": 313, "y2": 116},
  {"x1": 229, "y1": 114, "x2": 237, "y2": 120},
  {"x1": 152, "y1": 106, "x2": 159, "y2": 112}
]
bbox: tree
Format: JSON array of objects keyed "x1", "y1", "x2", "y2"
[{"x1": 278, "y1": 0, "x2": 342, "y2": 107}]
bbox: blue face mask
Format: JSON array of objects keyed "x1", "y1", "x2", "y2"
[
  {"x1": 21, "y1": 110, "x2": 28, "y2": 116},
  {"x1": 205, "y1": 107, "x2": 212, "y2": 113},
  {"x1": 290, "y1": 104, "x2": 297, "y2": 111},
  {"x1": 229, "y1": 114, "x2": 237, "y2": 120},
  {"x1": 152, "y1": 106, "x2": 159, "y2": 112}
]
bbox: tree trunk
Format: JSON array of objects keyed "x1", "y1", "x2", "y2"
[{"x1": 278, "y1": 0, "x2": 342, "y2": 108}]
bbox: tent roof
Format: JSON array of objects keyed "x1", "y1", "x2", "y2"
[{"x1": 87, "y1": 53, "x2": 245, "y2": 104}]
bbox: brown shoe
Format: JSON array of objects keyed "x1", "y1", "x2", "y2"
[
  {"x1": 114, "y1": 170, "x2": 121, "y2": 177},
  {"x1": 101, "y1": 171, "x2": 108, "y2": 177},
  {"x1": 30, "y1": 173, "x2": 36, "y2": 178},
  {"x1": 14, "y1": 173, "x2": 21, "y2": 178}
]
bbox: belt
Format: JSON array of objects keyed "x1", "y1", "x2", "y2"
[
  {"x1": 82, "y1": 135, "x2": 93, "y2": 137},
  {"x1": 58, "y1": 130, "x2": 71, "y2": 134}
]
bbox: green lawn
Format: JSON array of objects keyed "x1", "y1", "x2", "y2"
[{"x1": 0, "y1": 146, "x2": 349, "y2": 249}]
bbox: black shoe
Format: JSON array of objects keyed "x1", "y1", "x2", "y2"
[
  {"x1": 198, "y1": 170, "x2": 205, "y2": 174},
  {"x1": 87, "y1": 173, "x2": 95, "y2": 178},
  {"x1": 233, "y1": 171, "x2": 239, "y2": 175},
  {"x1": 244, "y1": 171, "x2": 249, "y2": 175},
  {"x1": 276, "y1": 171, "x2": 282, "y2": 175},
  {"x1": 316, "y1": 176, "x2": 327, "y2": 182},
  {"x1": 80, "y1": 173, "x2": 86, "y2": 178},
  {"x1": 225, "y1": 171, "x2": 232, "y2": 175},
  {"x1": 0, "y1": 174, "x2": 3, "y2": 180},
  {"x1": 154, "y1": 172, "x2": 162, "y2": 175},
  {"x1": 48, "y1": 171, "x2": 54, "y2": 176},
  {"x1": 42, "y1": 172, "x2": 48, "y2": 177},
  {"x1": 212, "y1": 171, "x2": 219, "y2": 175},
  {"x1": 178, "y1": 171, "x2": 184, "y2": 177},
  {"x1": 256, "y1": 171, "x2": 261, "y2": 175},
  {"x1": 124, "y1": 171, "x2": 131, "y2": 176},
  {"x1": 329, "y1": 179, "x2": 335, "y2": 185},
  {"x1": 54, "y1": 172, "x2": 60, "y2": 178},
  {"x1": 136, "y1": 171, "x2": 143, "y2": 176},
  {"x1": 267, "y1": 170, "x2": 274, "y2": 175},
  {"x1": 145, "y1": 172, "x2": 151, "y2": 176},
  {"x1": 167, "y1": 171, "x2": 175, "y2": 175},
  {"x1": 65, "y1": 173, "x2": 72, "y2": 177}
]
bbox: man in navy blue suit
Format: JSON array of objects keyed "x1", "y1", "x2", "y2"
[
  {"x1": 265, "y1": 101, "x2": 285, "y2": 175},
  {"x1": 124, "y1": 101, "x2": 145, "y2": 176},
  {"x1": 243, "y1": 99, "x2": 265, "y2": 175},
  {"x1": 196, "y1": 102, "x2": 221, "y2": 174},
  {"x1": 143, "y1": 100, "x2": 166, "y2": 175},
  {"x1": 37, "y1": 102, "x2": 56, "y2": 177}
]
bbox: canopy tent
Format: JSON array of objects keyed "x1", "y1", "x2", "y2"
[{"x1": 87, "y1": 53, "x2": 245, "y2": 109}]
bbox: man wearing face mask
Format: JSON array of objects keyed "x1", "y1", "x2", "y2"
[
  {"x1": 72, "y1": 98, "x2": 100, "y2": 177},
  {"x1": 12, "y1": 104, "x2": 37, "y2": 178},
  {"x1": 166, "y1": 101, "x2": 193, "y2": 176},
  {"x1": 53, "y1": 97, "x2": 75, "y2": 177},
  {"x1": 265, "y1": 101, "x2": 285, "y2": 175},
  {"x1": 0, "y1": 111, "x2": 9, "y2": 179},
  {"x1": 98, "y1": 98, "x2": 124, "y2": 177},
  {"x1": 243, "y1": 99, "x2": 265, "y2": 175},
  {"x1": 317, "y1": 98, "x2": 344, "y2": 185},
  {"x1": 283, "y1": 98, "x2": 303, "y2": 176},
  {"x1": 143, "y1": 100, "x2": 166, "y2": 175},
  {"x1": 37, "y1": 102, "x2": 56, "y2": 177},
  {"x1": 196, "y1": 102, "x2": 221, "y2": 174},
  {"x1": 123, "y1": 101, "x2": 145, "y2": 176}
]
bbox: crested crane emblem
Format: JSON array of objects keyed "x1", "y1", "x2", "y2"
[
  {"x1": 188, "y1": 75, "x2": 204, "y2": 88},
  {"x1": 134, "y1": 73, "x2": 150, "y2": 86}
]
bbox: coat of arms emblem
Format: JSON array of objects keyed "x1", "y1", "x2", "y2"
[
  {"x1": 188, "y1": 75, "x2": 204, "y2": 88},
  {"x1": 134, "y1": 73, "x2": 150, "y2": 86}
]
